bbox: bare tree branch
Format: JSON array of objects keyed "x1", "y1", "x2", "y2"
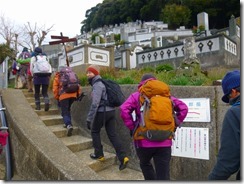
[
  {"x1": 1, "y1": 14, "x2": 55, "y2": 53},
  {"x1": 36, "y1": 24, "x2": 54, "y2": 47},
  {"x1": 23, "y1": 22, "x2": 54, "y2": 50},
  {"x1": 0, "y1": 14, "x2": 20, "y2": 53}
]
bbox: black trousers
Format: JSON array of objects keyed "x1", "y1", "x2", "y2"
[
  {"x1": 136, "y1": 146, "x2": 171, "y2": 180},
  {"x1": 91, "y1": 110, "x2": 126, "y2": 162},
  {"x1": 34, "y1": 84, "x2": 49, "y2": 104},
  {"x1": 60, "y1": 98, "x2": 76, "y2": 126}
]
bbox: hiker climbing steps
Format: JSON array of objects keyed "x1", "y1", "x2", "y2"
[{"x1": 22, "y1": 89, "x2": 143, "y2": 180}]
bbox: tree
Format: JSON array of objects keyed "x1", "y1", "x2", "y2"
[
  {"x1": 140, "y1": 0, "x2": 164, "y2": 21},
  {"x1": 0, "y1": 44, "x2": 15, "y2": 64},
  {"x1": 0, "y1": 14, "x2": 54, "y2": 55},
  {"x1": 0, "y1": 14, "x2": 20, "y2": 54},
  {"x1": 161, "y1": 4, "x2": 191, "y2": 29},
  {"x1": 20, "y1": 22, "x2": 54, "y2": 51}
]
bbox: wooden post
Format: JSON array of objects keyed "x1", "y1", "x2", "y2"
[{"x1": 49, "y1": 32, "x2": 77, "y2": 67}]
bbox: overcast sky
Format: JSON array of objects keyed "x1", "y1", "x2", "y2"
[{"x1": 0, "y1": 0, "x2": 103, "y2": 44}]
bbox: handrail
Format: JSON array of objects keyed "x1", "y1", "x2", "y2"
[{"x1": 0, "y1": 95, "x2": 12, "y2": 180}]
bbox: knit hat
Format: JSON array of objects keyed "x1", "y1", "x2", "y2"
[
  {"x1": 22, "y1": 47, "x2": 28, "y2": 52},
  {"x1": 141, "y1": 73, "x2": 156, "y2": 82},
  {"x1": 87, "y1": 64, "x2": 100, "y2": 75},
  {"x1": 221, "y1": 70, "x2": 240, "y2": 103},
  {"x1": 34, "y1": 47, "x2": 42, "y2": 54}
]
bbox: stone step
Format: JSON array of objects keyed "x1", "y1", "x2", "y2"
[
  {"x1": 30, "y1": 102, "x2": 53, "y2": 109},
  {"x1": 25, "y1": 97, "x2": 49, "y2": 104},
  {"x1": 97, "y1": 164, "x2": 144, "y2": 180},
  {"x1": 75, "y1": 148, "x2": 116, "y2": 172},
  {"x1": 59, "y1": 135, "x2": 93, "y2": 152},
  {"x1": 22, "y1": 89, "x2": 144, "y2": 180},
  {"x1": 39, "y1": 115, "x2": 63, "y2": 126},
  {"x1": 22, "y1": 92, "x2": 35, "y2": 98},
  {"x1": 47, "y1": 124, "x2": 79, "y2": 138},
  {"x1": 26, "y1": 97, "x2": 35, "y2": 103},
  {"x1": 35, "y1": 108, "x2": 60, "y2": 116}
]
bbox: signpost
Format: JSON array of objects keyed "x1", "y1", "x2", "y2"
[{"x1": 49, "y1": 32, "x2": 76, "y2": 66}]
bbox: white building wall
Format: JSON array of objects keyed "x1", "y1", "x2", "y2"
[{"x1": 88, "y1": 47, "x2": 110, "y2": 67}]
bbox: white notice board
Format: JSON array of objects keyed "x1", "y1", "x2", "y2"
[
  {"x1": 172, "y1": 127, "x2": 209, "y2": 160},
  {"x1": 180, "y1": 98, "x2": 211, "y2": 122}
]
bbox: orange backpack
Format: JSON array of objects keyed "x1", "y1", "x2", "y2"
[{"x1": 134, "y1": 79, "x2": 175, "y2": 141}]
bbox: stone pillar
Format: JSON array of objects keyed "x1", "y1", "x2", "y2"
[
  {"x1": 95, "y1": 36, "x2": 100, "y2": 44},
  {"x1": 184, "y1": 37, "x2": 197, "y2": 60},
  {"x1": 181, "y1": 37, "x2": 201, "y2": 72},
  {"x1": 84, "y1": 44, "x2": 89, "y2": 64},
  {"x1": 229, "y1": 15, "x2": 237, "y2": 37},
  {"x1": 151, "y1": 36, "x2": 157, "y2": 48},
  {"x1": 197, "y1": 12, "x2": 209, "y2": 31},
  {"x1": 120, "y1": 27, "x2": 129, "y2": 42},
  {"x1": 108, "y1": 46, "x2": 114, "y2": 69},
  {"x1": 125, "y1": 49, "x2": 131, "y2": 70}
]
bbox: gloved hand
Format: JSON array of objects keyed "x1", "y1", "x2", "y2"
[{"x1": 86, "y1": 121, "x2": 91, "y2": 130}]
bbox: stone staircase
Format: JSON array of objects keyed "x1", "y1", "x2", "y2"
[{"x1": 23, "y1": 89, "x2": 144, "y2": 180}]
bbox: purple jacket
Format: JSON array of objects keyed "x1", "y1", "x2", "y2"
[{"x1": 120, "y1": 78, "x2": 188, "y2": 148}]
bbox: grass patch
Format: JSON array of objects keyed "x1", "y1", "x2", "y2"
[{"x1": 48, "y1": 66, "x2": 233, "y2": 87}]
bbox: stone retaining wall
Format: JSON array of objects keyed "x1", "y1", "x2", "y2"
[
  {"x1": 2, "y1": 85, "x2": 237, "y2": 180},
  {"x1": 71, "y1": 85, "x2": 236, "y2": 180}
]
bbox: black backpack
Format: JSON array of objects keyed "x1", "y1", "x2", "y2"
[{"x1": 97, "y1": 79, "x2": 125, "y2": 107}]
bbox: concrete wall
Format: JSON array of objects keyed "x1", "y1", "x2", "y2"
[
  {"x1": 2, "y1": 89, "x2": 101, "y2": 180},
  {"x1": 71, "y1": 85, "x2": 235, "y2": 180},
  {"x1": 2, "y1": 85, "x2": 237, "y2": 180},
  {"x1": 136, "y1": 35, "x2": 240, "y2": 70}
]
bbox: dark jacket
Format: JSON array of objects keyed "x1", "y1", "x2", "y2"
[
  {"x1": 208, "y1": 95, "x2": 240, "y2": 180},
  {"x1": 86, "y1": 75, "x2": 114, "y2": 123}
]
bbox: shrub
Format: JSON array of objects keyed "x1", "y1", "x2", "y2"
[
  {"x1": 169, "y1": 75, "x2": 189, "y2": 85},
  {"x1": 188, "y1": 76, "x2": 206, "y2": 86},
  {"x1": 117, "y1": 76, "x2": 136, "y2": 84},
  {"x1": 79, "y1": 76, "x2": 89, "y2": 86},
  {"x1": 156, "y1": 64, "x2": 174, "y2": 73},
  {"x1": 139, "y1": 66, "x2": 155, "y2": 73}
]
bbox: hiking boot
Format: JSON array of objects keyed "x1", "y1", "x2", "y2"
[
  {"x1": 90, "y1": 153, "x2": 105, "y2": 161},
  {"x1": 119, "y1": 157, "x2": 129, "y2": 170},
  {"x1": 35, "y1": 104, "x2": 41, "y2": 110},
  {"x1": 67, "y1": 125, "x2": 73, "y2": 136},
  {"x1": 44, "y1": 103, "x2": 49, "y2": 111}
]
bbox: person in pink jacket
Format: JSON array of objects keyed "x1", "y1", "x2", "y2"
[{"x1": 120, "y1": 73, "x2": 188, "y2": 180}]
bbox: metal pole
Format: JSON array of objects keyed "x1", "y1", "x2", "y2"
[{"x1": 0, "y1": 96, "x2": 12, "y2": 180}]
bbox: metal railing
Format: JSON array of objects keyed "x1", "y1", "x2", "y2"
[{"x1": 0, "y1": 95, "x2": 12, "y2": 180}]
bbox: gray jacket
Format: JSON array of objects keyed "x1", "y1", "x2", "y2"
[{"x1": 86, "y1": 75, "x2": 115, "y2": 123}]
